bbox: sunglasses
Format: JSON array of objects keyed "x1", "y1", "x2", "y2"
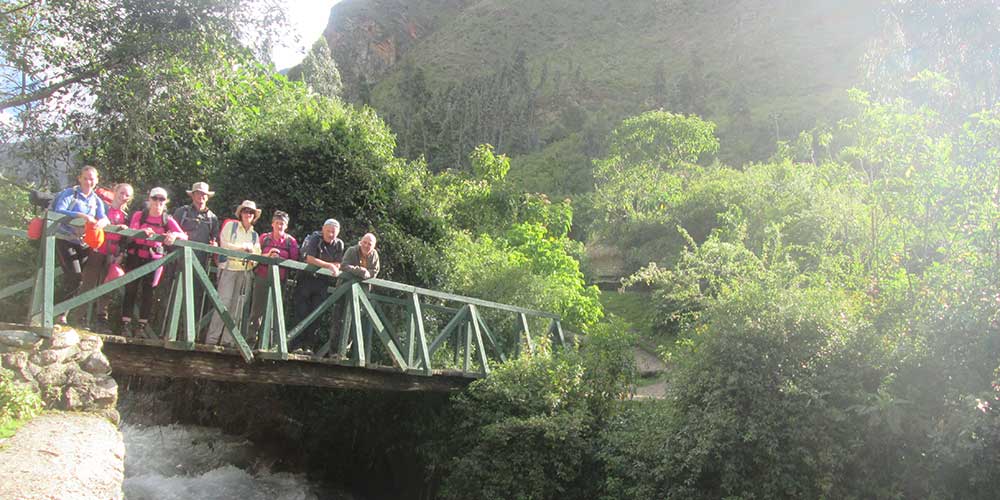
[{"x1": 150, "y1": 196, "x2": 167, "y2": 202}]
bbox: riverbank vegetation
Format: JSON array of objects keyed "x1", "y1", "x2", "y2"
[{"x1": 0, "y1": 370, "x2": 43, "y2": 439}]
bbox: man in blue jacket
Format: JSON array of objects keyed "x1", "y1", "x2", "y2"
[{"x1": 50, "y1": 166, "x2": 110, "y2": 320}]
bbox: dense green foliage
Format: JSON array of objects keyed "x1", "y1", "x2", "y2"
[
  {"x1": 435, "y1": 322, "x2": 634, "y2": 500},
  {"x1": 0, "y1": 0, "x2": 286, "y2": 185},
  {"x1": 0, "y1": 177, "x2": 40, "y2": 323},
  {"x1": 595, "y1": 80, "x2": 1000, "y2": 498},
  {"x1": 426, "y1": 145, "x2": 603, "y2": 330}
]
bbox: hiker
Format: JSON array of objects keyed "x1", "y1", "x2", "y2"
[
  {"x1": 290, "y1": 218, "x2": 344, "y2": 353},
  {"x1": 330, "y1": 233, "x2": 381, "y2": 352},
  {"x1": 340, "y1": 233, "x2": 380, "y2": 285},
  {"x1": 121, "y1": 187, "x2": 187, "y2": 336},
  {"x1": 172, "y1": 181, "x2": 220, "y2": 260},
  {"x1": 50, "y1": 165, "x2": 110, "y2": 321},
  {"x1": 247, "y1": 210, "x2": 299, "y2": 348},
  {"x1": 167, "y1": 182, "x2": 220, "y2": 326},
  {"x1": 76, "y1": 182, "x2": 133, "y2": 329},
  {"x1": 205, "y1": 200, "x2": 262, "y2": 347}
]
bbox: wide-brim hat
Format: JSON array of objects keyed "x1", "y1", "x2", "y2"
[
  {"x1": 235, "y1": 200, "x2": 262, "y2": 224},
  {"x1": 186, "y1": 182, "x2": 215, "y2": 197}
]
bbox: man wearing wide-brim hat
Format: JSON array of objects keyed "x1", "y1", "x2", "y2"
[
  {"x1": 174, "y1": 182, "x2": 219, "y2": 247},
  {"x1": 169, "y1": 181, "x2": 221, "y2": 330},
  {"x1": 206, "y1": 199, "x2": 262, "y2": 347}
]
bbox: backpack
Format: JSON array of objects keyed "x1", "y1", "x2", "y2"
[
  {"x1": 216, "y1": 219, "x2": 258, "y2": 266},
  {"x1": 176, "y1": 205, "x2": 218, "y2": 238},
  {"x1": 299, "y1": 231, "x2": 321, "y2": 261}
]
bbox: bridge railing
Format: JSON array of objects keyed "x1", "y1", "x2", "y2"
[{"x1": 0, "y1": 211, "x2": 565, "y2": 377}]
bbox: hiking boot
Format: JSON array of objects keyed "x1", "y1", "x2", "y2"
[
  {"x1": 133, "y1": 321, "x2": 149, "y2": 338},
  {"x1": 118, "y1": 319, "x2": 132, "y2": 337}
]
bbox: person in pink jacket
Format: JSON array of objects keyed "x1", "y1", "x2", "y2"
[{"x1": 120, "y1": 187, "x2": 187, "y2": 337}]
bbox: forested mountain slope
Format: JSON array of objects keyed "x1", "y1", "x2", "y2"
[{"x1": 323, "y1": 0, "x2": 881, "y2": 171}]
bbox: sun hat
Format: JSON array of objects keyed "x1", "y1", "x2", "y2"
[
  {"x1": 186, "y1": 182, "x2": 215, "y2": 197},
  {"x1": 323, "y1": 218, "x2": 340, "y2": 228},
  {"x1": 235, "y1": 200, "x2": 262, "y2": 223}
]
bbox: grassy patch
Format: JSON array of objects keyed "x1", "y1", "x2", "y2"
[
  {"x1": 0, "y1": 416, "x2": 31, "y2": 440},
  {"x1": 0, "y1": 368, "x2": 42, "y2": 439}
]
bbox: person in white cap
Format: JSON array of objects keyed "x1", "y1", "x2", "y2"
[
  {"x1": 206, "y1": 200, "x2": 262, "y2": 347},
  {"x1": 121, "y1": 187, "x2": 187, "y2": 337},
  {"x1": 290, "y1": 218, "x2": 344, "y2": 353}
]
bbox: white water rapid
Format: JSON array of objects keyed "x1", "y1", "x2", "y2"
[{"x1": 121, "y1": 423, "x2": 348, "y2": 500}]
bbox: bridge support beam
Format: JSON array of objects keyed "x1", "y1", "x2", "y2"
[{"x1": 100, "y1": 335, "x2": 471, "y2": 392}]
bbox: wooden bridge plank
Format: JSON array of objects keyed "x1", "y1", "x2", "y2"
[
  {"x1": 286, "y1": 282, "x2": 350, "y2": 344},
  {"x1": 468, "y1": 305, "x2": 490, "y2": 375},
  {"x1": 0, "y1": 275, "x2": 39, "y2": 302},
  {"x1": 472, "y1": 307, "x2": 506, "y2": 363},
  {"x1": 427, "y1": 305, "x2": 470, "y2": 358},
  {"x1": 519, "y1": 313, "x2": 533, "y2": 356},
  {"x1": 99, "y1": 336, "x2": 472, "y2": 392}
]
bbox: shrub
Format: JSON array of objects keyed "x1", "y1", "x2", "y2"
[{"x1": 0, "y1": 369, "x2": 43, "y2": 438}]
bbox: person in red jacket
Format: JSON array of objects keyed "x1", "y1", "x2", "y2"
[{"x1": 247, "y1": 210, "x2": 299, "y2": 348}]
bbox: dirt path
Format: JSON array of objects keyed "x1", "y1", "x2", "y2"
[
  {"x1": 632, "y1": 345, "x2": 669, "y2": 399},
  {"x1": 0, "y1": 412, "x2": 125, "y2": 500}
]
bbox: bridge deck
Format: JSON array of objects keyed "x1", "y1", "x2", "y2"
[{"x1": 99, "y1": 334, "x2": 474, "y2": 392}]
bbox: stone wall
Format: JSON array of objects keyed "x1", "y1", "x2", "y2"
[{"x1": 1, "y1": 326, "x2": 119, "y2": 424}]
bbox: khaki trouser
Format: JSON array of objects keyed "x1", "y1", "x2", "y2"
[{"x1": 205, "y1": 269, "x2": 252, "y2": 346}]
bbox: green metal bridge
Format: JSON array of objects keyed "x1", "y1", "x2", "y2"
[{"x1": 0, "y1": 211, "x2": 566, "y2": 391}]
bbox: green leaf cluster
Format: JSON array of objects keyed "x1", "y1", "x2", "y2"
[{"x1": 0, "y1": 369, "x2": 43, "y2": 439}]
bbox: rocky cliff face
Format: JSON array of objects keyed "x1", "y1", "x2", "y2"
[{"x1": 324, "y1": 0, "x2": 473, "y2": 101}]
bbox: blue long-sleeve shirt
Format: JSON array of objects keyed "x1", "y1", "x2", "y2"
[{"x1": 51, "y1": 186, "x2": 108, "y2": 238}]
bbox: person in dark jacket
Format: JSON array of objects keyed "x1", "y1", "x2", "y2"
[{"x1": 290, "y1": 218, "x2": 344, "y2": 353}]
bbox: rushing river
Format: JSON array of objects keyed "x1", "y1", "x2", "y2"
[
  {"x1": 121, "y1": 423, "x2": 348, "y2": 500},
  {"x1": 119, "y1": 389, "x2": 355, "y2": 500}
]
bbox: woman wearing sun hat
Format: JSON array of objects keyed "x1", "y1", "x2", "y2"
[{"x1": 206, "y1": 200, "x2": 262, "y2": 347}]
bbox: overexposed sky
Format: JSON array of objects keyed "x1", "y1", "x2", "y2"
[{"x1": 271, "y1": 0, "x2": 342, "y2": 69}]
